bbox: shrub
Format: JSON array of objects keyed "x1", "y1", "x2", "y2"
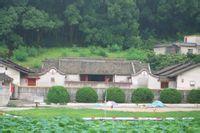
[
  {"x1": 104, "y1": 87, "x2": 125, "y2": 103},
  {"x1": 108, "y1": 44, "x2": 122, "y2": 52},
  {"x1": 160, "y1": 88, "x2": 181, "y2": 103},
  {"x1": 89, "y1": 46, "x2": 108, "y2": 57},
  {"x1": 0, "y1": 45, "x2": 9, "y2": 58},
  {"x1": 97, "y1": 48, "x2": 107, "y2": 57},
  {"x1": 187, "y1": 89, "x2": 200, "y2": 103},
  {"x1": 132, "y1": 88, "x2": 154, "y2": 103},
  {"x1": 27, "y1": 47, "x2": 38, "y2": 57},
  {"x1": 47, "y1": 86, "x2": 70, "y2": 104},
  {"x1": 12, "y1": 46, "x2": 28, "y2": 61},
  {"x1": 76, "y1": 87, "x2": 98, "y2": 103}
]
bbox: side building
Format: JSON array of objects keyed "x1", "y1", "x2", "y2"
[
  {"x1": 154, "y1": 62, "x2": 200, "y2": 101},
  {"x1": 154, "y1": 35, "x2": 200, "y2": 55},
  {"x1": 0, "y1": 58, "x2": 32, "y2": 105}
]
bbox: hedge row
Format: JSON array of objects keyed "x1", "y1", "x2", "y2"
[{"x1": 46, "y1": 86, "x2": 200, "y2": 104}]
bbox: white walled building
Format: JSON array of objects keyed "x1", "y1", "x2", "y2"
[
  {"x1": 21, "y1": 58, "x2": 160, "y2": 90},
  {"x1": 154, "y1": 35, "x2": 200, "y2": 55},
  {"x1": 0, "y1": 58, "x2": 32, "y2": 86},
  {"x1": 154, "y1": 62, "x2": 200, "y2": 90}
]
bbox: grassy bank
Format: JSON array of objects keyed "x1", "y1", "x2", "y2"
[
  {"x1": 9, "y1": 108, "x2": 200, "y2": 119},
  {"x1": 14, "y1": 47, "x2": 151, "y2": 68}
]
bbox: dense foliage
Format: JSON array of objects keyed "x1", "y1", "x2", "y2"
[
  {"x1": 76, "y1": 87, "x2": 98, "y2": 103},
  {"x1": 132, "y1": 88, "x2": 154, "y2": 103},
  {"x1": 160, "y1": 88, "x2": 182, "y2": 103},
  {"x1": 105, "y1": 87, "x2": 125, "y2": 103},
  {"x1": 0, "y1": 116, "x2": 199, "y2": 132},
  {"x1": 187, "y1": 89, "x2": 200, "y2": 103},
  {"x1": 47, "y1": 86, "x2": 70, "y2": 104},
  {"x1": 0, "y1": 0, "x2": 199, "y2": 51}
]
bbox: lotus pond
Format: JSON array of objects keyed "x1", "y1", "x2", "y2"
[{"x1": 0, "y1": 116, "x2": 200, "y2": 133}]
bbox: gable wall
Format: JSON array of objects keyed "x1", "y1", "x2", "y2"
[
  {"x1": 37, "y1": 69, "x2": 65, "y2": 87},
  {"x1": 132, "y1": 70, "x2": 160, "y2": 89},
  {"x1": 0, "y1": 63, "x2": 20, "y2": 85},
  {"x1": 177, "y1": 67, "x2": 200, "y2": 90}
]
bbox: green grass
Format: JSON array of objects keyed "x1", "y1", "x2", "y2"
[
  {"x1": 14, "y1": 47, "x2": 151, "y2": 68},
  {"x1": 8, "y1": 108, "x2": 200, "y2": 119}
]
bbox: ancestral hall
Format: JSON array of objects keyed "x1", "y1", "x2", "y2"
[{"x1": 20, "y1": 57, "x2": 160, "y2": 89}]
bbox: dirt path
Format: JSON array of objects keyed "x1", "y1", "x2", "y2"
[
  {"x1": 94, "y1": 107, "x2": 200, "y2": 112},
  {"x1": 1, "y1": 106, "x2": 200, "y2": 113}
]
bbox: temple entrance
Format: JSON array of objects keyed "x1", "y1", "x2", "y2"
[{"x1": 80, "y1": 74, "x2": 113, "y2": 82}]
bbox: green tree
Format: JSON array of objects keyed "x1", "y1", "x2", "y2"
[{"x1": 22, "y1": 7, "x2": 61, "y2": 44}]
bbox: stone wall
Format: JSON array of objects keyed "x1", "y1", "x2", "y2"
[
  {"x1": 17, "y1": 87, "x2": 189, "y2": 103},
  {"x1": 0, "y1": 85, "x2": 11, "y2": 106}
]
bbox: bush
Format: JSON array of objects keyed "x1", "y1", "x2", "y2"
[
  {"x1": 89, "y1": 46, "x2": 108, "y2": 57},
  {"x1": 126, "y1": 48, "x2": 152, "y2": 62},
  {"x1": 0, "y1": 45, "x2": 9, "y2": 58},
  {"x1": 132, "y1": 88, "x2": 154, "y2": 103},
  {"x1": 47, "y1": 86, "x2": 70, "y2": 104},
  {"x1": 27, "y1": 47, "x2": 38, "y2": 57},
  {"x1": 76, "y1": 87, "x2": 98, "y2": 103},
  {"x1": 104, "y1": 87, "x2": 125, "y2": 103},
  {"x1": 187, "y1": 89, "x2": 200, "y2": 103},
  {"x1": 160, "y1": 88, "x2": 181, "y2": 103},
  {"x1": 108, "y1": 44, "x2": 122, "y2": 52},
  {"x1": 12, "y1": 46, "x2": 28, "y2": 61}
]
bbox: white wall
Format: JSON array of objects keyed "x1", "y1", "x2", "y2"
[
  {"x1": 154, "y1": 47, "x2": 166, "y2": 55},
  {"x1": 132, "y1": 70, "x2": 160, "y2": 89},
  {"x1": 169, "y1": 81, "x2": 177, "y2": 88},
  {"x1": 147, "y1": 74, "x2": 161, "y2": 89},
  {"x1": 66, "y1": 74, "x2": 80, "y2": 81},
  {"x1": 0, "y1": 63, "x2": 20, "y2": 85},
  {"x1": 35, "y1": 69, "x2": 80, "y2": 87},
  {"x1": 37, "y1": 68, "x2": 65, "y2": 87},
  {"x1": 180, "y1": 46, "x2": 198, "y2": 54},
  {"x1": 114, "y1": 75, "x2": 131, "y2": 83},
  {"x1": 0, "y1": 81, "x2": 11, "y2": 106},
  {"x1": 185, "y1": 36, "x2": 200, "y2": 44},
  {"x1": 177, "y1": 67, "x2": 200, "y2": 90}
]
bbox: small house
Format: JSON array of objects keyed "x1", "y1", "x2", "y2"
[
  {"x1": 154, "y1": 62, "x2": 200, "y2": 90},
  {"x1": 154, "y1": 35, "x2": 200, "y2": 55}
]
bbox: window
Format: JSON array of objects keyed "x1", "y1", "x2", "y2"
[
  {"x1": 161, "y1": 82, "x2": 169, "y2": 89},
  {"x1": 187, "y1": 49, "x2": 193, "y2": 54},
  {"x1": 80, "y1": 74, "x2": 113, "y2": 82},
  {"x1": 28, "y1": 78, "x2": 36, "y2": 86},
  {"x1": 51, "y1": 77, "x2": 55, "y2": 83},
  {"x1": 190, "y1": 81, "x2": 195, "y2": 87}
]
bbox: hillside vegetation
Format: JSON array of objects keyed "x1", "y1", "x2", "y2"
[
  {"x1": 0, "y1": 0, "x2": 199, "y2": 51},
  {"x1": 11, "y1": 46, "x2": 200, "y2": 71},
  {"x1": 13, "y1": 47, "x2": 151, "y2": 68}
]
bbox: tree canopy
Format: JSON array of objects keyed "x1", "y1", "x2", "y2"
[{"x1": 0, "y1": 0, "x2": 199, "y2": 50}]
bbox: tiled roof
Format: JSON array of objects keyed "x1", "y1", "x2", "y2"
[
  {"x1": 41, "y1": 57, "x2": 149, "y2": 75},
  {"x1": 154, "y1": 62, "x2": 200, "y2": 77},
  {"x1": 0, "y1": 58, "x2": 32, "y2": 74},
  {"x1": 0, "y1": 73, "x2": 13, "y2": 82}
]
